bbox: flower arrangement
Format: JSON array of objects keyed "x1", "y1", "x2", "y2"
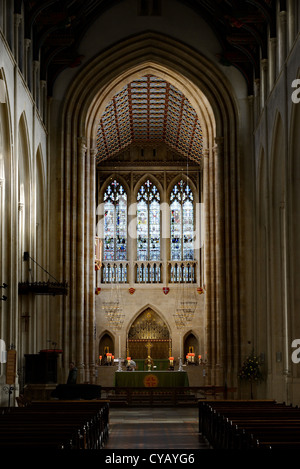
[{"x1": 238, "y1": 350, "x2": 263, "y2": 398}]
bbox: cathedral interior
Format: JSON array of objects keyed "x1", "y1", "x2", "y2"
[{"x1": 1, "y1": 0, "x2": 300, "y2": 416}]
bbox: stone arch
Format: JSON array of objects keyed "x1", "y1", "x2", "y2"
[
  {"x1": 183, "y1": 330, "x2": 200, "y2": 361},
  {"x1": 98, "y1": 174, "x2": 130, "y2": 202},
  {"x1": 133, "y1": 173, "x2": 164, "y2": 201},
  {"x1": 127, "y1": 304, "x2": 171, "y2": 360},
  {"x1": 57, "y1": 31, "x2": 241, "y2": 386},
  {"x1": 18, "y1": 112, "x2": 31, "y2": 280},
  {"x1": 0, "y1": 68, "x2": 12, "y2": 361},
  {"x1": 98, "y1": 330, "x2": 115, "y2": 359},
  {"x1": 127, "y1": 303, "x2": 171, "y2": 335},
  {"x1": 166, "y1": 173, "x2": 199, "y2": 204}
]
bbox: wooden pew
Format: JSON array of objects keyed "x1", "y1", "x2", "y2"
[
  {"x1": 0, "y1": 400, "x2": 110, "y2": 449},
  {"x1": 199, "y1": 400, "x2": 300, "y2": 449}
]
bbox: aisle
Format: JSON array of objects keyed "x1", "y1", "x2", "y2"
[{"x1": 104, "y1": 406, "x2": 210, "y2": 449}]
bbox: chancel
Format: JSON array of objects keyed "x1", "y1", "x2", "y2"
[{"x1": 1, "y1": 0, "x2": 300, "y2": 451}]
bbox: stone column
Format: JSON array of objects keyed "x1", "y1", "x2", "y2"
[
  {"x1": 260, "y1": 59, "x2": 268, "y2": 109},
  {"x1": 76, "y1": 137, "x2": 87, "y2": 382},
  {"x1": 202, "y1": 149, "x2": 210, "y2": 368},
  {"x1": 278, "y1": 10, "x2": 287, "y2": 72},
  {"x1": 13, "y1": 14, "x2": 21, "y2": 67},
  {"x1": 213, "y1": 138, "x2": 225, "y2": 387},
  {"x1": 88, "y1": 147, "x2": 97, "y2": 383},
  {"x1": 83, "y1": 143, "x2": 91, "y2": 383},
  {"x1": 268, "y1": 37, "x2": 277, "y2": 90},
  {"x1": 205, "y1": 145, "x2": 217, "y2": 383},
  {"x1": 287, "y1": 0, "x2": 296, "y2": 50}
]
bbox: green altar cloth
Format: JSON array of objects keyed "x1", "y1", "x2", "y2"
[
  {"x1": 114, "y1": 371, "x2": 189, "y2": 388},
  {"x1": 134, "y1": 359, "x2": 170, "y2": 371}
]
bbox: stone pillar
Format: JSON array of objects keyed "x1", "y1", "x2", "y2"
[
  {"x1": 268, "y1": 37, "x2": 277, "y2": 90},
  {"x1": 278, "y1": 10, "x2": 287, "y2": 71},
  {"x1": 76, "y1": 137, "x2": 87, "y2": 383},
  {"x1": 88, "y1": 147, "x2": 97, "y2": 383},
  {"x1": 213, "y1": 138, "x2": 225, "y2": 386},
  {"x1": 260, "y1": 59, "x2": 268, "y2": 109},
  {"x1": 205, "y1": 145, "x2": 217, "y2": 383},
  {"x1": 13, "y1": 14, "x2": 21, "y2": 66},
  {"x1": 287, "y1": 0, "x2": 296, "y2": 50},
  {"x1": 84, "y1": 143, "x2": 91, "y2": 383},
  {"x1": 202, "y1": 149, "x2": 210, "y2": 369}
]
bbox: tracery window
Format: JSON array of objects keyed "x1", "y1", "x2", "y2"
[
  {"x1": 170, "y1": 180, "x2": 194, "y2": 261},
  {"x1": 103, "y1": 180, "x2": 127, "y2": 261},
  {"x1": 137, "y1": 179, "x2": 160, "y2": 261}
]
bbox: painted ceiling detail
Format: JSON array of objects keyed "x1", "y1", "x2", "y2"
[{"x1": 96, "y1": 75, "x2": 203, "y2": 165}]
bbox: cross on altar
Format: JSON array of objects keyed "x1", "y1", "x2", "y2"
[{"x1": 145, "y1": 341, "x2": 153, "y2": 355}]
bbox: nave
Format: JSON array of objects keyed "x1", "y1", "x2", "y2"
[{"x1": 104, "y1": 406, "x2": 210, "y2": 450}]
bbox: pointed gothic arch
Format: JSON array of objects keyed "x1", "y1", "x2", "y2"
[
  {"x1": 127, "y1": 305, "x2": 170, "y2": 359},
  {"x1": 58, "y1": 31, "x2": 242, "y2": 387}
]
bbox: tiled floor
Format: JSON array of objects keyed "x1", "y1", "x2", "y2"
[{"x1": 104, "y1": 406, "x2": 210, "y2": 449}]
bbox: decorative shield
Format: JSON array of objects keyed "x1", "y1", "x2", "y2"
[
  {"x1": 129, "y1": 287, "x2": 135, "y2": 295},
  {"x1": 197, "y1": 287, "x2": 204, "y2": 294},
  {"x1": 163, "y1": 287, "x2": 170, "y2": 295},
  {"x1": 95, "y1": 287, "x2": 101, "y2": 295}
]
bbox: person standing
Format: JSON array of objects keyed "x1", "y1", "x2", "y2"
[{"x1": 67, "y1": 361, "x2": 77, "y2": 384}]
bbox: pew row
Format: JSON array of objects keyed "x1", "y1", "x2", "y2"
[
  {"x1": 0, "y1": 400, "x2": 110, "y2": 449},
  {"x1": 199, "y1": 400, "x2": 300, "y2": 449}
]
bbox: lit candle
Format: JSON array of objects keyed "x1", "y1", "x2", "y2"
[
  {"x1": 169, "y1": 357, "x2": 174, "y2": 366},
  {"x1": 99, "y1": 355, "x2": 102, "y2": 365}
]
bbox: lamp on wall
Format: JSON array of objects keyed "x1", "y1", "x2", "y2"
[{"x1": 18, "y1": 253, "x2": 68, "y2": 296}]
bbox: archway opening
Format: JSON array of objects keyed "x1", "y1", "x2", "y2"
[{"x1": 127, "y1": 307, "x2": 170, "y2": 362}]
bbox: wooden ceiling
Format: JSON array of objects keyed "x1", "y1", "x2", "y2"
[
  {"x1": 19, "y1": 0, "x2": 278, "y2": 96},
  {"x1": 96, "y1": 75, "x2": 203, "y2": 164}
]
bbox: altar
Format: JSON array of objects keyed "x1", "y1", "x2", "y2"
[{"x1": 114, "y1": 371, "x2": 189, "y2": 388}]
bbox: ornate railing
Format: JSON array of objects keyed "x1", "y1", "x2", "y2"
[
  {"x1": 100, "y1": 261, "x2": 128, "y2": 283},
  {"x1": 168, "y1": 260, "x2": 197, "y2": 283},
  {"x1": 135, "y1": 261, "x2": 162, "y2": 283},
  {"x1": 99, "y1": 260, "x2": 196, "y2": 284}
]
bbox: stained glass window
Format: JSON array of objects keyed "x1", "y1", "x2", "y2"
[
  {"x1": 103, "y1": 180, "x2": 127, "y2": 261},
  {"x1": 170, "y1": 180, "x2": 194, "y2": 261},
  {"x1": 137, "y1": 179, "x2": 160, "y2": 261}
]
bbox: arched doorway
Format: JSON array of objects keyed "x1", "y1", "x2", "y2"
[
  {"x1": 99, "y1": 332, "x2": 114, "y2": 358},
  {"x1": 127, "y1": 307, "x2": 170, "y2": 360},
  {"x1": 184, "y1": 332, "x2": 199, "y2": 364}
]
